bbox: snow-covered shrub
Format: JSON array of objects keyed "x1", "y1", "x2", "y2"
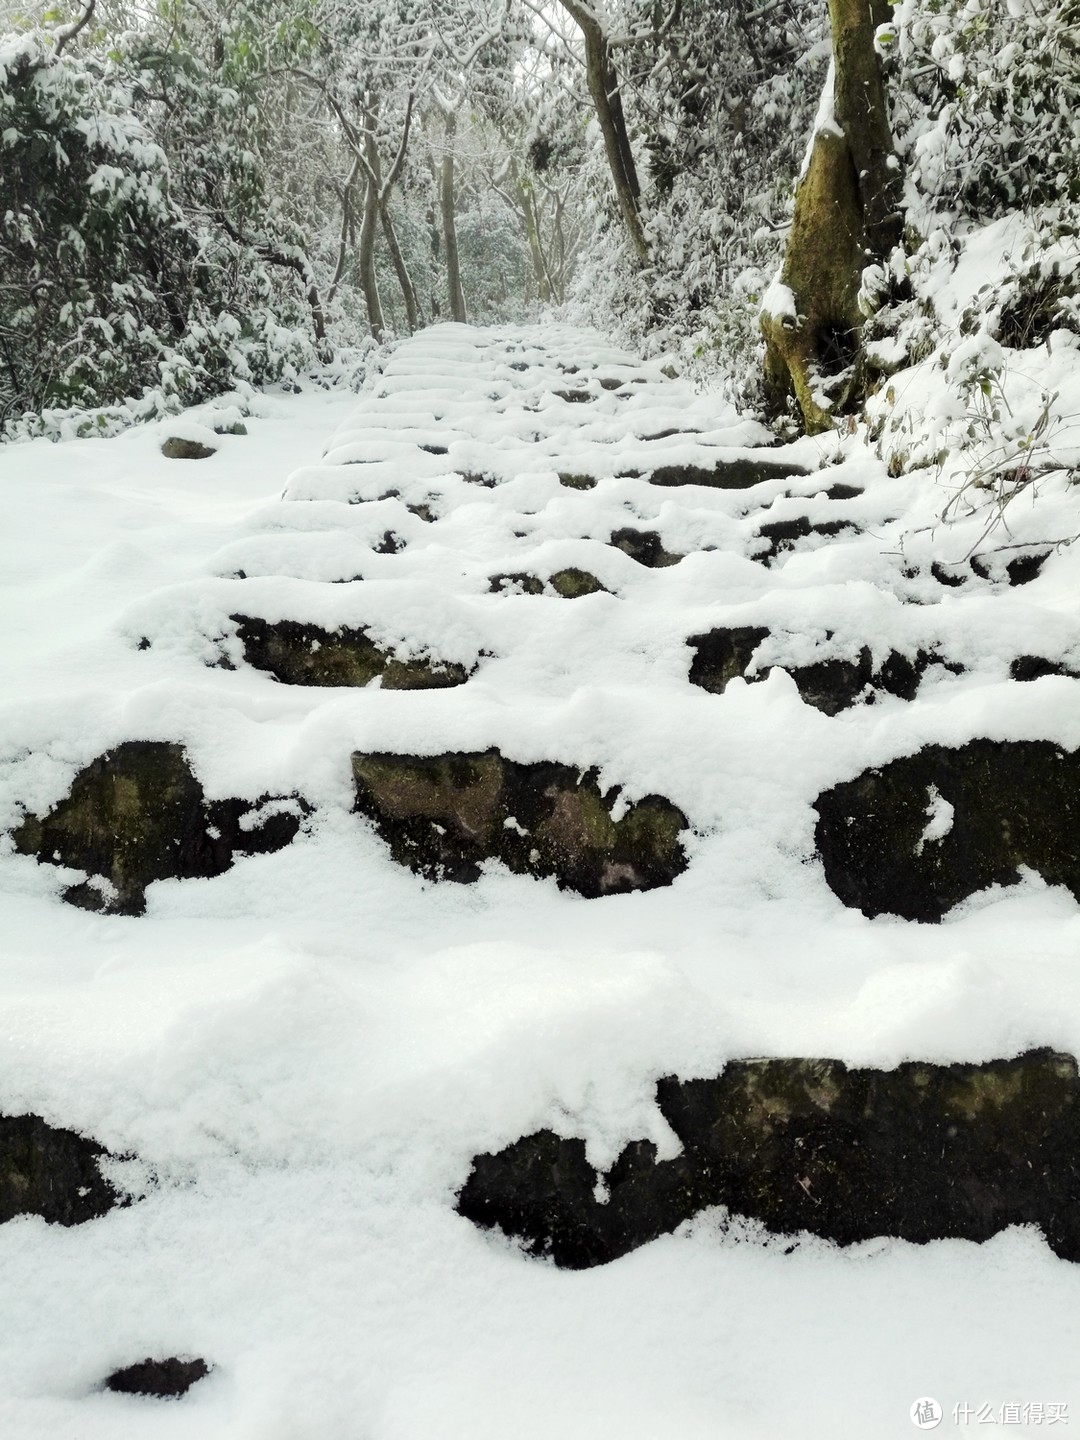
[
  {"x1": 0, "y1": 28, "x2": 312, "y2": 442},
  {"x1": 863, "y1": 0, "x2": 1080, "y2": 507}
]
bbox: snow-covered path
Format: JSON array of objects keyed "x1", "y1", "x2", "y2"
[{"x1": 0, "y1": 322, "x2": 1078, "y2": 1437}]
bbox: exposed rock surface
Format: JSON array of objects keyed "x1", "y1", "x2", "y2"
[
  {"x1": 104, "y1": 1357, "x2": 210, "y2": 1397},
  {"x1": 688, "y1": 627, "x2": 934, "y2": 713},
  {"x1": 644, "y1": 457, "x2": 809, "y2": 489},
  {"x1": 1011, "y1": 655, "x2": 1080, "y2": 682},
  {"x1": 12, "y1": 741, "x2": 306, "y2": 914},
  {"x1": 549, "y1": 567, "x2": 607, "y2": 598},
  {"x1": 489, "y1": 572, "x2": 546, "y2": 595},
  {"x1": 160, "y1": 437, "x2": 216, "y2": 460},
  {"x1": 688, "y1": 627, "x2": 770, "y2": 695},
  {"x1": 488, "y1": 570, "x2": 607, "y2": 598},
  {"x1": 0, "y1": 1112, "x2": 120, "y2": 1225},
  {"x1": 609, "y1": 528, "x2": 683, "y2": 568},
  {"x1": 814, "y1": 739, "x2": 1080, "y2": 921},
  {"x1": 457, "y1": 1050, "x2": 1080, "y2": 1268},
  {"x1": 232, "y1": 615, "x2": 471, "y2": 689},
  {"x1": 352, "y1": 749, "x2": 687, "y2": 896},
  {"x1": 931, "y1": 549, "x2": 1052, "y2": 588},
  {"x1": 755, "y1": 515, "x2": 861, "y2": 561}
]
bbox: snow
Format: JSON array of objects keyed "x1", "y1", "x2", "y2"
[
  {"x1": 916, "y1": 784, "x2": 955, "y2": 854},
  {"x1": 0, "y1": 321, "x2": 1078, "y2": 1435}
]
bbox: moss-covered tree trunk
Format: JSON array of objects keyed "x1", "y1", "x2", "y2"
[{"x1": 761, "y1": 0, "x2": 903, "y2": 433}]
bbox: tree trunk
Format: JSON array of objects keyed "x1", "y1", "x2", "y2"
[
  {"x1": 441, "y1": 112, "x2": 467, "y2": 324},
  {"x1": 358, "y1": 128, "x2": 386, "y2": 341},
  {"x1": 761, "y1": 0, "x2": 903, "y2": 433},
  {"x1": 513, "y1": 162, "x2": 552, "y2": 304},
  {"x1": 379, "y1": 202, "x2": 421, "y2": 332},
  {"x1": 559, "y1": 0, "x2": 648, "y2": 265}
]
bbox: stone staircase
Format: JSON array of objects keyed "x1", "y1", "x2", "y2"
[{"x1": 4, "y1": 323, "x2": 1080, "y2": 1399}]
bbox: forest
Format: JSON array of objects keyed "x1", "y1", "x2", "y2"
[{"x1": 3, "y1": 0, "x2": 1077, "y2": 450}]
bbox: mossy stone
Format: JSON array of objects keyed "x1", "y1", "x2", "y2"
[
  {"x1": 548, "y1": 568, "x2": 607, "y2": 598},
  {"x1": 161, "y1": 437, "x2": 216, "y2": 460},
  {"x1": 231, "y1": 616, "x2": 470, "y2": 689},
  {"x1": 457, "y1": 1050, "x2": 1080, "y2": 1268},
  {"x1": 11, "y1": 741, "x2": 305, "y2": 914},
  {"x1": 352, "y1": 749, "x2": 688, "y2": 896}
]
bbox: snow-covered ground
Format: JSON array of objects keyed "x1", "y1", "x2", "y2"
[{"x1": 0, "y1": 322, "x2": 1078, "y2": 1437}]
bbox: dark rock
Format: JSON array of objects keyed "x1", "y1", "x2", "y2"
[
  {"x1": 640, "y1": 428, "x2": 698, "y2": 442},
  {"x1": 160, "y1": 437, "x2": 216, "y2": 461},
  {"x1": 0, "y1": 1112, "x2": 121, "y2": 1226},
  {"x1": 968, "y1": 550, "x2": 1052, "y2": 586},
  {"x1": 105, "y1": 1357, "x2": 210, "y2": 1398},
  {"x1": 457, "y1": 1050, "x2": 1080, "y2": 1268},
  {"x1": 822, "y1": 482, "x2": 863, "y2": 500},
  {"x1": 558, "y1": 473, "x2": 597, "y2": 490},
  {"x1": 488, "y1": 570, "x2": 607, "y2": 599},
  {"x1": 1006, "y1": 550, "x2": 1051, "y2": 585},
  {"x1": 814, "y1": 739, "x2": 1080, "y2": 922},
  {"x1": 790, "y1": 646, "x2": 926, "y2": 715},
  {"x1": 489, "y1": 573, "x2": 546, "y2": 595},
  {"x1": 931, "y1": 561, "x2": 969, "y2": 588},
  {"x1": 1011, "y1": 655, "x2": 1078, "y2": 682},
  {"x1": 549, "y1": 568, "x2": 607, "y2": 598},
  {"x1": 460, "y1": 472, "x2": 499, "y2": 488},
  {"x1": 687, "y1": 627, "x2": 770, "y2": 694},
  {"x1": 373, "y1": 530, "x2": 405, "y2": 554},
  {"x1": 597, "y1": 377, "x2": 624, "y2": 391},
  {"x1": 647, "y1": 458, "x2": 809, "y2": 489},
  {"x1": 756, "y1": 516, "x2": 860, "y2": 561},
  {"x1": 688, "y1": 628, "x2": 931, "y2": 713},
  {"x1": 11, "y1": 741, "x2": 306, "y2": 915},
  {"x1": 352, "y1": 749, "x2": 688, "y2": 897},
  {"x1": 210, "y1": 420, "x2": 246, "y2": 436},
  {"x1": 232, "y1": 616, "x2": 470, "y2": 690},
  {"x1": 554, "y1": 389, "x2": 592, "y2": 403},
  {"x1": 407, "y1": 503, "x2": 436, "y2": 522},
  {"x1": 609, "y1": 528, "x2": 683, "y2": 568},
  {"x1": 418, "y1": 444, "x2": 448, "y2": 456}
]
